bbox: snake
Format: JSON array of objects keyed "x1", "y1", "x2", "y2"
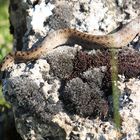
[{"x1": 0, "y1": 16, "x2": 140, "y2": 72}]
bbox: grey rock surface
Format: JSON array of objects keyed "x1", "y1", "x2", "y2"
[{"x1": 2, "y1": 0, "x2": 140, "y2": 139}]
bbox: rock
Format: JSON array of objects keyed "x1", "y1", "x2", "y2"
[{"x1": 2, "y1": 0, "x2": 140, "y2": 139}]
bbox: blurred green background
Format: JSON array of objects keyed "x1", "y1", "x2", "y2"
[{"x1": 0, "y1": 0, "x2": 12, "y2": 108}]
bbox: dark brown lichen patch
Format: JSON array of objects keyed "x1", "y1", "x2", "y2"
[
  {"x1": 68, "y1": 51, "x2": 92, "y2": 79},
  {"x1": 68, "y1": 50, "x2": 109, "y2": 79},
  {"x1": 118, "y1": 50, "x2": 140, "y2": 78},
  {"x1": 70, "y1": 49, "x2": 140, "y2": 80}
]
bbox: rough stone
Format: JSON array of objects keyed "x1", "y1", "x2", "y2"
[{"x1": 2, "y1": 0, "x2": 140, "y2": 139}]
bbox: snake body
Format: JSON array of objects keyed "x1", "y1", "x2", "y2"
[{"x1": 1, "y1": 16, "x2": 140, "y2": 72}]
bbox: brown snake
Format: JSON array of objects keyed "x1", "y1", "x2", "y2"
[{"x1": 0, "y1": 16, "x2": 140, "y2": 72}]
